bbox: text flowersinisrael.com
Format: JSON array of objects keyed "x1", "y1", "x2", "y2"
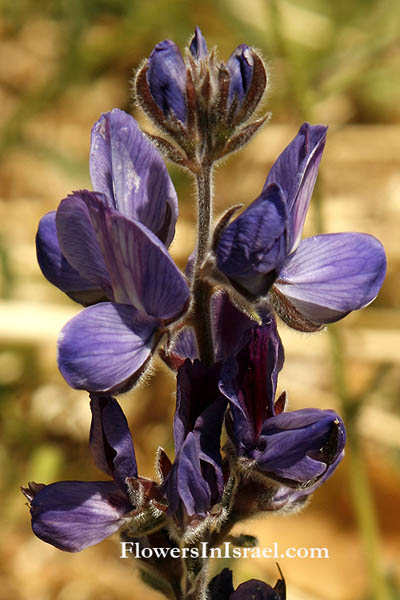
[{"x1": 120, "y1": 541, "x2": 329, "y2": 560}]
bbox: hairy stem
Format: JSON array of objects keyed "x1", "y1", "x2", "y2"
[
  {"x1": 184, "y1": 562, "x2": 209, "y2": 600},
  {"x1": 192, "y1": 162, "x2": 215, "y2": 365},
  {"x1": 195, "y1": 163, "x2": 213, "y2": 267}
]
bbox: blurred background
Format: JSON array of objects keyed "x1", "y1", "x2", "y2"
[{"x1": 0, "y1": 0, "x2": 399, "y2": 599}]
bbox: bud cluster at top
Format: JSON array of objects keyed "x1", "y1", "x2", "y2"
[{"x1": 134, "y1": 27, "x2": 269, "y2": 170}]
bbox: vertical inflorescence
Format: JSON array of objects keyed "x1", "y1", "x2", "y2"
[{"x1": 24, "y1": 27, "x2": 387, "y2": 600}]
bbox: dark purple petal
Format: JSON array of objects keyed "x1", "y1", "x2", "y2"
[
  {"x1": 232, "y1": 579, "x2": 282, "y2": 600},
  {"x1": 209, "y1": 568, "x2": 286, "y2": 600},
  {"x1": 86, "y1": 204, "x2": 190, "y2": 319},
  {"x1": 58, "y1": 302, "x2": 159, "y2": 393},
  {"x1": 227, "y1": 44, "x2": 253, "y2": 103},
  {"x1": 30, "y1": 481, "x2": 131, "y2": 552},
  {"x1": 234, "y1": 581, "x2": 282, "y2": 599},
  {"x1": 252, "y1": 409, "x2": 346, "y2": 483},
  {"x1": 220, "y1": 317, "x2": 284, "y2": 445},
  {"x1": 90, "y1": 109, "x2": 178, "y2": 247},
  {"x1": 265, "y1": 123, "x2": 327, "y2": 251},
  {"x1": 56, "y1": 192, "x2": 114, "y2": 300},
  {"x1": 90, "y1": 396, "x2": 137, "y2": 492},
  {"x1": 208, "y1": 569, "x2": 235, "y2": 599},
  {"x1": 174, "y1": 360, "x2": 224, "y2": 450},
  {"x1": 211, "y1": 292, "x2": 256, "y2": 361},
  {"x1": 274, "y1": 232, "x2": 387, "y2": 325},
  {"x1": 147, "y1": 40, "x2": 187, "y2": 122},
  {"x1": 36, "y1": 211, "x2": 104, "y2": 305},
  {"x1": 189, "y1": 27, "x2": 208, "y2": 59},
  {"x1": 216, "y1": 184, "x2": 289, "y2": 298}
]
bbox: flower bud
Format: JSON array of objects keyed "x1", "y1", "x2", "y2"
[
  {"x1": 189, "y1": 26, "x2": 208, "y2": 60},
  {"x1": 227, "y1": 44, "x2": 254, "y2": 103},
  {"x1": 147, "y1": 40, "x2": 187, "y2": 122},
  {"x1": 134, "y1": 28, "x2": 269, "y2": 168}
]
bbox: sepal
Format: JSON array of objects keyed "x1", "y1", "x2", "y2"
[{"x1": 124, "y1": 477, "x2": 167, "y2": 537}]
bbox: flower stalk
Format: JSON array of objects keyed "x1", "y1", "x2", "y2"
[{"x1": 192, "y1": 162, "x2": 215, "y2": 365}]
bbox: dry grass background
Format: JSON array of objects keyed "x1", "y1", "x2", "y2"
[{"x1": 0, "y1": 1, "x2": 399, "y2": 599}]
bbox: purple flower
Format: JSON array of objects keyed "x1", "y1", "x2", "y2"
[
  {"x1": 36, "y1": 108, "x2": 178, "y2": 305},
  {"x1": 56, "y1": 190, "x2": 190, "y2": 393},
  {"x1": 164, "y1": 359, "x2": 227, "y2": 518},
  {"x1": 22, "y1": 396, "x2": 164, "y2": 552},
  {"x1": 37, "y1": 109, "x2": 190, "y2": 393},
  {"x1": 215, "y1": 123, "x2": 387, "y2": 330},
  {"x1": 209, "y1": 568, "x2": 286, "y2": 600},
  {"x1": 220, "y1": 314, "x2": 346, "y2": 510}
]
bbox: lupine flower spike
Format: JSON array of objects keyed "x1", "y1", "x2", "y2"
[{"x1": 25, "y1": 26, "x2": 387, "y2": 600}]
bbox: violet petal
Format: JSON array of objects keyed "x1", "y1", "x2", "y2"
[
  {"x1": 95, "y1": 209, "x2": 190, "y2": 320},
  {"x1": 36, "y1": 211, "x2": 103, "y2": 304},
  {"x1": 252, "y1": 409, "x2": 345, "y2": 482},
  {"x1": 265, "y1": 123, "x2": 327, "y2": 251},
  {"x1": 90, "y1": 109, "x2": 178, "y2": 247},
  {"x1": 176, "y1": 432, "x2": 212, "y2": 516},
  {"x1": 174, "y1": 360, "x2": 227, "y2": 503},
  {"x1": 274, "y1": 232, "x2": 387, "y2": 325},
  {"x1": 56, "y1": 191, "x2": 114, "y2": 300},
  {"x1": 30, "y1": 481, "x2": 131, "y2": 552},
  {"x1": 217, "y1": 183, "x2": 289, "y2": 298},
  {"x1": 267, "y1": 442, "x2": 345, "y2": 510},
  {"x1": 57, "y1": 302, "x2": 159, "y2": 393},
  {"x1": 163, "y1": 326, "x2": 199, "y2": 370}
]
